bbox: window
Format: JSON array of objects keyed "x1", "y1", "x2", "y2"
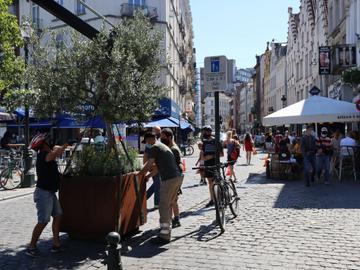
[
  {"x1": 76, "y1": 0, "x2": 86, "y2": 15},
  {"x1": 129, "y1": 0, "x2": 146, "y2": 6},
  {"x1": 32, "y1": 3, "x2": 40, "y2": 28},
  {"x1": 56, "y1": 0, "x2": 64, "y2": 5}
]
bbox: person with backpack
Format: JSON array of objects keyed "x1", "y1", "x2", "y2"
[{"x1": 225, "y1": 131, "x2": 240, "y2": 182}]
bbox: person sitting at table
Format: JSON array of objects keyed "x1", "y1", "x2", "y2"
[
  {"x1": 340, "y1": 131, "x2": 357, "y2": 156},
  {"x1": 1, "y1": 131, "x2": 13, "y2": 150}
]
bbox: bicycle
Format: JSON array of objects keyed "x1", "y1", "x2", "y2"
[
  {"x1": 0, "y1": 150, "x2": 24, "y2": 190},
  {"x1": 180, "y1": 143, "x2": 194, "y2": 156},
  {"x1": 192, "y1": 161, "x2": 239, "y2": 232}
]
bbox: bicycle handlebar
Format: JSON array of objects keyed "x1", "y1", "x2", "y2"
[{"x1": 192, "y1": 160, "x2": 236, "y2": 170}]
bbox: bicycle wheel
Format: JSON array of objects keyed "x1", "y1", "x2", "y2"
[
  {"x1": 213, "y1": 183, "x2": 226, "y2": 232},
  {"x1": 227, "y1": 180, "x2": 240, "y2": 217},
  {"x1": 186, "y1": 145, "x2": 194, "y2": 156},
  {"x1": 0, "y1": 167, "x2": 23, "y2": 190}
]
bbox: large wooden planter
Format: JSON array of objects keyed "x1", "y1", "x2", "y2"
[{"x1": 59, "y1": 172, "x2": 147, "y2": 239}]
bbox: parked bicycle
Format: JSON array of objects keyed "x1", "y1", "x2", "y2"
[
  {"x1": 0, "y1": 150, "x2": 24, "y2": 190},
  {"x1": 192, "y1": 161, "x2": 239, "y2": 232},
  {"x1": 180, "y1": 143, "x2": 194, "y2": 156}
]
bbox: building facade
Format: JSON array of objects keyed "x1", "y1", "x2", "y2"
[
  {"x1": 286, "y1": 2, "x2": 329, "y2": 107},
  {"x1": 204, "y1": 93, "x2": 231, "y2": 131},
  {"x1": 18, "y1": 0, "x2": 195, "y2": 119}
]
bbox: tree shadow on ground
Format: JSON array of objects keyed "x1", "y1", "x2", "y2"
[
  {"x1": 0, "y1": 234, "x2": 106, "y2": 270},
  {"x1": 245, "y1": 172, "x2": 360, "y2": 209}
]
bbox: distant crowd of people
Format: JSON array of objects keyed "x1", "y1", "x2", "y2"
[{"x1": 263, "y1": 127, "x2": 359, "y2": 186}]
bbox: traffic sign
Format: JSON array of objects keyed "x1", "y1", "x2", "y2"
[
  {"x1": 309, "y1": 86, "x2": 321, "y2": 96},
  {"x1": 204, "y1": 56, "x2": 228, "y2": 92}
]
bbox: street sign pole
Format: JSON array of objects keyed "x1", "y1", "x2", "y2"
[
  {"x1": 204, "y1": 55, "x2": 228, "y2": 166},
  {"x1": 214, "y1": 91, "x2": 220, "y2": 164}
]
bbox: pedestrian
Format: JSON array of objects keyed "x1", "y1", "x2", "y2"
[
  {"x1": 26, "y1": 133, "x2": 68, "y2": 257},
  {"x1": 144, "y1": 126, "x2": 161, "y2": 209},
  {"x1": 225, "y1": 131, "x2": 240, "y2": 182},
  {"x1": 201, "y1": 126, "x2": 223, "y2": 207},
  {"x1": 274, "y1": 130, "x2": 283, "y2": 153},
  {"x1": 316, "y1": 127, "x2": 332, "y2": 184},
  {"x1": 301, "y1": 125, "x2": 317, "y2": 186},
  {"x1": 0, "y1": 131, "x2": 12, "y2": 150},
  {"x1": 330, "y1": 129, "x2": 343, "y2": 174},
  {"x1": 160, "y1": 128, "x2": 183, "y2": 228},
  {"x1": 195, "y1": 141, "x2": 206, "y2": 185},
  {"x1": 138, "y1": 132, "x2": 183, "y2": 244},
  {"x1": 243, "y1": 133, "x2": 254, "y2": 165}
]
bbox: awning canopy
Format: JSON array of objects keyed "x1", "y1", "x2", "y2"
[
  {"x1": 144, "y1": 117, "x2": 178, "y2": 128},
  {"x1": 180, "y1": 119, "x2": 195, "y2": 131},
  {"x1": 6, "y1": 120, "x2": 52, "y2": 129},
  {"x1": 263, "y1": 95, "x2": 360, "y2": 126}
]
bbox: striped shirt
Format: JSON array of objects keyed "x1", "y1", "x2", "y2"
[{"x1": 316, "y1": 136, "x2": 332, "y2": 155}]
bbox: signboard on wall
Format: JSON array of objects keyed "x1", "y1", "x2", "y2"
[
  {"x1": 204, "y1": 56, "x2": 228, "y2": 92},
  {"x1": 319, "y1": 46, "x2": 331, "y2": 75}
]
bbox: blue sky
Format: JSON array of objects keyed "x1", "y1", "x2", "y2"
[{"x1": 190, "y1": 0, "x2": 300, "y2": 69}]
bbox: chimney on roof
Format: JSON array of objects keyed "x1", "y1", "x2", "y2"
[{"x1": 288, "y1": 7, "x2": 293, "y2": 15}]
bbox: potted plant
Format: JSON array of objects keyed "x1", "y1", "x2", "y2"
[{"x1": 12, "y1": 14, "x2": 165, "y2": 238}]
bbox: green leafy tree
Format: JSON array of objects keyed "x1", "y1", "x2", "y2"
[
  {"x1": 26, "y1": 14, "x2": 165, "y2": 137},
  {"x1": 0, "y1": 0, "x2": 24, "y2": 103}
]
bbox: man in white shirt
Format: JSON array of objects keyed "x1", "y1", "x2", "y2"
[{"x1": 340, "y1": 131, "x2": 356, "y2": 156}]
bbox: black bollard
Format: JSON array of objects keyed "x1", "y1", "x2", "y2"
[{"x1": 106, "y1": 232, "x2": 122, "y2": 270}]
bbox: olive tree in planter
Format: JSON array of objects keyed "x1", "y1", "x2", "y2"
[{"x1": 24, "y1": 14, "x2": 165, "y2": 238}]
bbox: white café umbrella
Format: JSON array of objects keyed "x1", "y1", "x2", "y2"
[{"x1": 263, "y1": 95, "x2": 360, "y2": 127}]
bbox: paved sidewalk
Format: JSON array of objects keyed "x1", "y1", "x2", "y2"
[
  {"x1": 1, "y1": 148, "x2": 360, "y2": 269},
  {"x1": 0, "y1": 187, "x2": 35, "y2": 201}
]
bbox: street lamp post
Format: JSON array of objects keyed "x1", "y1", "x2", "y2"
[{"x1": 21, "y1": 22, "x2": 35, "y2": 188}]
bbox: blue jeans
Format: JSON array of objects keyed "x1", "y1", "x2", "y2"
[
  {"x1": 147, "y1": 174, "x2": 161, "y2": 205},
  {"x1": 303, "y1": 154, "x2": 316, "y2": 185},
  {"x1": 316, "y1": 155, "x2": 330, "y2": 183}
]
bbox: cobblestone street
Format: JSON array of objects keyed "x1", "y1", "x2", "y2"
[{"x1": 1, "y1": 149, "x2": 360, "y2": 269}]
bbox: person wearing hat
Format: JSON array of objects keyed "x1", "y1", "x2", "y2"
[
  {"x1": 26, "y1": 133, "x2": 68, "y2": 257},
  {"x1": 201, "y1": 125, "x2": 224, "y2": 207},
  {"x1": 301, "y1": 125, "x2": 317, "y2": 186},
  {"x1": 138, "y1": 132, "x2": 183, "y2": 244},
  {"x1": 316, "y1": 127, "x2": 332, "y2": 184}
]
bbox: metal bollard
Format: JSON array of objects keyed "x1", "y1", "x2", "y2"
[{"x1": 106, "y1": 232, "x2": 122, "y2": 270}]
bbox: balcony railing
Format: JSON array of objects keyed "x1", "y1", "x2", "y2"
[{"x1": 120, "y1": 3, "x2": 158, "y2": 20}]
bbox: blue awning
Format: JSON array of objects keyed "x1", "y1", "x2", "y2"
[
  {"x1": 54, "y1": 115, "x2": 105, "y2": 129},
  {"x1": 6, "y1": 120, "x2": 52, "y2": 129},
  {"x1": 180, "y1": 119, "x2": 194, "y2": 131},
  {"x1": 144, "y1": 117, "x2": 179, "y2": 128}
]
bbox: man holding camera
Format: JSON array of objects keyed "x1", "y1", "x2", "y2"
[{"x1": 26, "y1": 133, "x2": 68, "y2": 257}]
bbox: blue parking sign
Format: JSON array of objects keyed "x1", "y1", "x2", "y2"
[{"x1": 211, "y1": 60, "x2": 220, "y2": 72}]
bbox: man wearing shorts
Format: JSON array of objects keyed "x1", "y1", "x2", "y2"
[
  {"x1": 201, "y1": 126, "x2": 223, "y2": 207},
  {"x1": 26, "y1": 133, "x2": 68, "y2": 257}
]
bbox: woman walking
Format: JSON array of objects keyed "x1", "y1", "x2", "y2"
[
  {"x1": 225, "y1": 131, "x2": 240, "y2": 182},
  {"x1": 243, "y1": 133, "x2": 254, "y2": 165}
]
